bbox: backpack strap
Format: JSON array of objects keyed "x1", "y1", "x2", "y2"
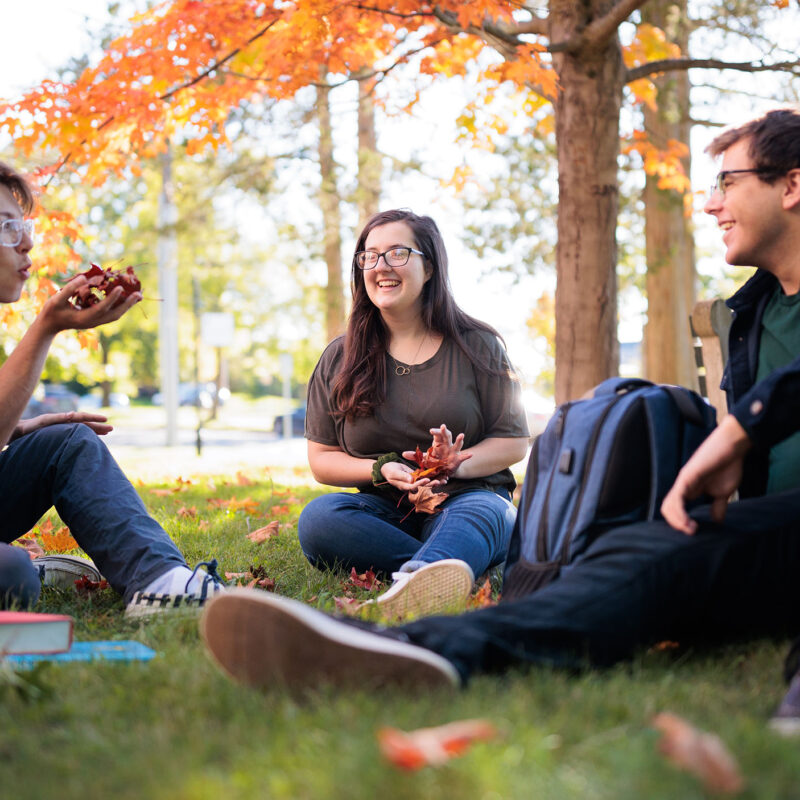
[
  {"x1": 592, "y1": 377, "x2": 653, "y2": 397},
  {"x1": 659, "y1": 384, "x2": 708, "y2": 427}
]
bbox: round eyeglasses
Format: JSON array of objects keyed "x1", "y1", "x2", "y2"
[
  {"x1": 0, "y1": 218, "x2": 35, "y2": 248},
  {"x1": 709, "y1": 169, "x2": 778, "y2": 198},
  {"x1": 354, "y1": 246, "x2": 424, "y2": 270}
]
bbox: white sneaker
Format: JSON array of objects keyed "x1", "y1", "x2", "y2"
[
  {"x1": 361, "y1": 559, "x2": 475, "y2": 620},
  {"x1": 200, "y1": 588, "x2": 460, "y2": 692},
  {"x1": 125, "y1": 559, "x2": 226, "y2": 619},
  {"x1": 35, "y1": 555, "x2": 103, "y2": 588}
]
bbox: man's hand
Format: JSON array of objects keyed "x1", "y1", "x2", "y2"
[
  {"x1": 9, "y1": 411, "x2": 113, "y2": 443},
  {"x1": 661, "y1": 414, "x2": 752, "y2": 535},
  {"x1": 37, "y1": 275, "x2": 141, "y2": 335}
]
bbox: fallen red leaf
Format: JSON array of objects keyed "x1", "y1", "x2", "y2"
[
  {"x1": 378, "y1": 719, "x2": 498, "y2": 771},
  {"x1": 16, "y1": 536, "x2": 45, "y2": 559},
  {"x1": 177, "y1": 506, "x2": 197, "y2": 518},
  {"x1": 468, "y1": 578, "x2": 497, "y2": 609},
  {"x1": 652, "y1": 712, "x2": 744, "y2": 794},
  {"x1": 69, "y1": 263, "x2": 141, "y2": 310},
  {"x1": 74, "y1": 576, "x2": 110, "y2": 597},
  {"x1": 345, "y1": 567, "x2": 382, "y2": 591},
  {"x1": 246, "y1": 521, "x2": 280, "y2": 543}
]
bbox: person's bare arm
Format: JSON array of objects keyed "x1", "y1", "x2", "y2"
[
  {"x1": 661, "y1": 414, "x2": 752, "y2": 534},
  {"x1": 0, "y1": 276, "x2": 140, "y2": 447}
]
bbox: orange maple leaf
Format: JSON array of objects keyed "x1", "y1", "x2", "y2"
[
  {"x1": 246, "y1": 521, "x2": 280, "y2": 543},
  {"x1": 40, "y1": 525, "x2": 79, "y2": 553},
  {"x1": 177, "y1": 505, "x2": 197, "y2": 518},
  {"x1": 378, "y1": 719, "x2": 498, "y2": 771},
  {"x1": 468, "y1": 578, "x2": 497, "y2": 609},
  {"x1": 410, "y1": 445, "x2": 451, "y2": 482},
  {"x1": 652, "y1": 712, "x2": 744, "y2": 795}
]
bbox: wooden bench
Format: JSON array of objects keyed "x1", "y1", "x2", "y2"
[{"x1": 690, "y1": 298, "x2": 733, "y2": 421}]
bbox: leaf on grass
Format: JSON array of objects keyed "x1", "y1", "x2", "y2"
[
  {"x1": 40, "y1": 526, "x2": 79, "y2": 553},
  {"x1": 74, "y1": 576, "x2": 109, "y2": 597},
  {"x1": 650, "y1": 640, "x2": 680, "y2": 652},
  {"x1": 246, "y1": 521, "x2": 280, "y2": 543},
  {"x1": 408, "y1": 485, "x2": 448, "y2": 515},
  {"x1": 236, "y1": 471, "x2": 254, "y2": 486},
  {"x1": 209, "y1": 496, "x2": 261, "y2": 515},
  {"x1": 246, "y1": 576, "x2": 275, "y2": 591},
  {"x1": 177, "y1": 505, "x2": 197, "y2": 518},
  {"x1": 334, "y1": 596, "x2": 363, "y2": 615},
  {"x1": 16, "y1": 536, "x2": 45, "y2": 559},
  {"x1": 377, "y1": 719, "x2": 498, "y2": 771},
  {"x1": 271, "y1": 504, "x2": 291, "y2": 515},
  {"x1": 345, "y1": 567, "x2": 382, "y2": 591},
  {"x1": 468, "y1": 578, "x2": 497, "y2": 609},
  {"x1": 652, "y1": 712, "x2": 744, "y2": 795}
]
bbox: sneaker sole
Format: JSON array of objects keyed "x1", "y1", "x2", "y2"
[
  {"x1": 768, "y1": 716, "x2": 800, "y2": 736},
  {"x1": 368, "y1": 559, "x2": 474, "y2": 620},
  {"x1": 200, "y1": 588, "x2": 460, "y2": 692},
  {"x1": 36, "y1": 555, "x2": 103, "y2": 588}
]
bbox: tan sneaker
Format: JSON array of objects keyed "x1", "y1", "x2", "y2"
[
  {"x1": 200, "y1": 588, "x2": 460, "y2": 693},
  {"x1": 361, "y1": 559, "x2": 474, "y2": 620}
]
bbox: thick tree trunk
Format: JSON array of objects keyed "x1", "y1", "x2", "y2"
[
  {"x1": 641, "y1": 0, "x2": 697, "y2": 389},
  {"x1": 356, "y1": 78, "x2": 381, "y2": 227},
  {"x1": 318, "y1": 75, "x2": 345, "y2": 341},
  {"x1": 550, "y1": 1, "x2": 624, "y2": 402}
]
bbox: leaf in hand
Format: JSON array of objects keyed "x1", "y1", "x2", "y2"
[
  {"x1": 408, "y1": 485, "x2": 447, "y2": 515},
  {"x1": 652, "y1": 712, "x2": 744, "y2": 794},
  {"x1": 69, "y1": 263, "x2": 142, "y2": 310},
  {"x1": 378, "y1": 718, "x2": 498, "y2": 771},
  {"x1": 410, "y1": 445, "x2": 451, "y2": 482}
]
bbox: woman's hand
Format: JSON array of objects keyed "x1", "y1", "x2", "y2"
[
  {"x1": 402, "y1": 424, "x2": 472, "y2": 480},
  {"x1": 379, "y1": 459, "x2": 433, "y2": 492},
  {"x1": 9, "y1": 411, "x2": 113, "y2": 443}
]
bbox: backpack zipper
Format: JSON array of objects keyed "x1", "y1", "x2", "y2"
[{"x1": 558, "y1": 393, "x2": 626, "y2": 565}]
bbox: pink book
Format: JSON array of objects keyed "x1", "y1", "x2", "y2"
[{"x1": 0, "y1": 611, "x2": 73, "y2": 655}]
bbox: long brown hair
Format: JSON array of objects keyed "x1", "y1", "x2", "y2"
[{"x1": 331, "y1": 209, "x2": 503, "y2": 418}]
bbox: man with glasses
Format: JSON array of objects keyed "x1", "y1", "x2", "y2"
[
  {"x1": 0, "y1": 161, "x2": 225, "y2": 615},
  {"x1": 202, "y1": 108, "x2": 800, "y2": 734}
]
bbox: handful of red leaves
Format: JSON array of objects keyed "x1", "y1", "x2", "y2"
[
  {"x1": 403, "y1": 446, "x2": 453, "y2": 518},
  {"x1": 70, "y1": 263, "x2": 141, "y2": 309}
]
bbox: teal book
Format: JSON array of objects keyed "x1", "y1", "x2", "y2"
[{"x1": 5, "y1": 640, "x2": 156, "y2": 668}]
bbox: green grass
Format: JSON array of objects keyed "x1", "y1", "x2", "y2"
[{"x1": 2, "y1": 472, "x2": 799, "y2": 800}]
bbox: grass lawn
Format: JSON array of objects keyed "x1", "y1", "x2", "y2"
[{"x1": 2, "y1": 469, "x2": 799, "y2": 800}]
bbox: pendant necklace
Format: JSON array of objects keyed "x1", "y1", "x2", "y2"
[{"x1": 391, "y1": 333, "x2": 427, "y2": 376}]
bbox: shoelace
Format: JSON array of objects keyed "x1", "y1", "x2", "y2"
[{"x1": 184, "y1": 558, "x2": 227, "y2": 600}]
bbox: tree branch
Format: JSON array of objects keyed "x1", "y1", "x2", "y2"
[
  {"x1": 554, "y1": 0, "x2": 649, "y2": 54},
  {"x1": 627, "y1": 56, "x2": 800, "y2": 83}
]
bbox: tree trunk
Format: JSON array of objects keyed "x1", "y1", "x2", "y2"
[
  {"x1": 318, "y1": 73, "x2": 345, "y2": 341},
  {"x1": 550, "y1": 1, "x2": 624, "y2": 403},
  {"x1": 641, "y1": 0, "x2": 697, "y2": 389},
  {"x1": 356, "y1": 78, "x2": 381, "y2": 227}
]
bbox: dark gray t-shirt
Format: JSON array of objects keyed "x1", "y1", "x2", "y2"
[{"x1": 305, "y1": 329, "x2": 529, "y2": 498}]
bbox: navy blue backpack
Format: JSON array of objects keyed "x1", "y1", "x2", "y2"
[{"x1": 502, "y1": 378, "x2": 717, "y2": 601}]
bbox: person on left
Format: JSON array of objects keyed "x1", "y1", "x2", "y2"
[{"x1": 0, "y1": 160, "x2": 224, "y2": 617}]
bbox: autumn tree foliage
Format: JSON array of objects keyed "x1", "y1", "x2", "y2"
[{"x1": 2, "y1": 0, "x2": 799, "y2": 400}]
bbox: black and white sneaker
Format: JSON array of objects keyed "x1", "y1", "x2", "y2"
[
  {"x1": 199, "y1": 588, "x2": 461, "y2": 692},
  {"x1": 125, "y1": 559, "x2": 226, "y2": 619},
  {"x1": 35, "y1": 555, "x2": 103, "y2": 588}
]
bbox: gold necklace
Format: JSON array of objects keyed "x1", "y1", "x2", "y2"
[{"x1": 391, "y1": 333, "x2": 427, "y2": 376}]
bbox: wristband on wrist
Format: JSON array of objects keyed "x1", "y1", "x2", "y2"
[{"x1": 372, "y1": 452, "x2": 401, "y2": 486}]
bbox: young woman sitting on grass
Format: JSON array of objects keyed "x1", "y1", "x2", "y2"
[{"x1": 297, "y1": 209, "x2": 529, "y2": 619}]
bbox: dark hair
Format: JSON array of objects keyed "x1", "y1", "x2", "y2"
[
  {"x1": 0, "y1": 161, "x2": 35, "y2": 214},
  {"x1": 331, "y1": 209, "x2": 503, "y2": 418},
  {"x1": 707, "y1": 108, "x2": 800, "y2": 183}
]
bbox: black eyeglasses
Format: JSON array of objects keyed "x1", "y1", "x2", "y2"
[
  {"x1": 354, "y1": 246, "x2": 425, "y2": 270},
  {"x1": 710, "y1": 169, "x2": 779, "y2": 197}
]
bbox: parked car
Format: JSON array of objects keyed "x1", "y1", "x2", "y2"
[
  {"x1": 21, "y1": 384, "x2": 81, "y2": 418},
  {"x1": 273, "y1": 405, "x2": 306, "y2": 437},
  {"x1": 152, "y1": 382, "x2": 225, "y2": 409}
]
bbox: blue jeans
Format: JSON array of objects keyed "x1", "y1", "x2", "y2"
[
  {"x1": 0, "y1": 423, "x2": 187, "y2": 606},
  {"x1": 395, "y1": 489, "x2": 800, "y2": 681},
  {"x1": 298, "y1": 489, "x2": 516, "y2": 577}
]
